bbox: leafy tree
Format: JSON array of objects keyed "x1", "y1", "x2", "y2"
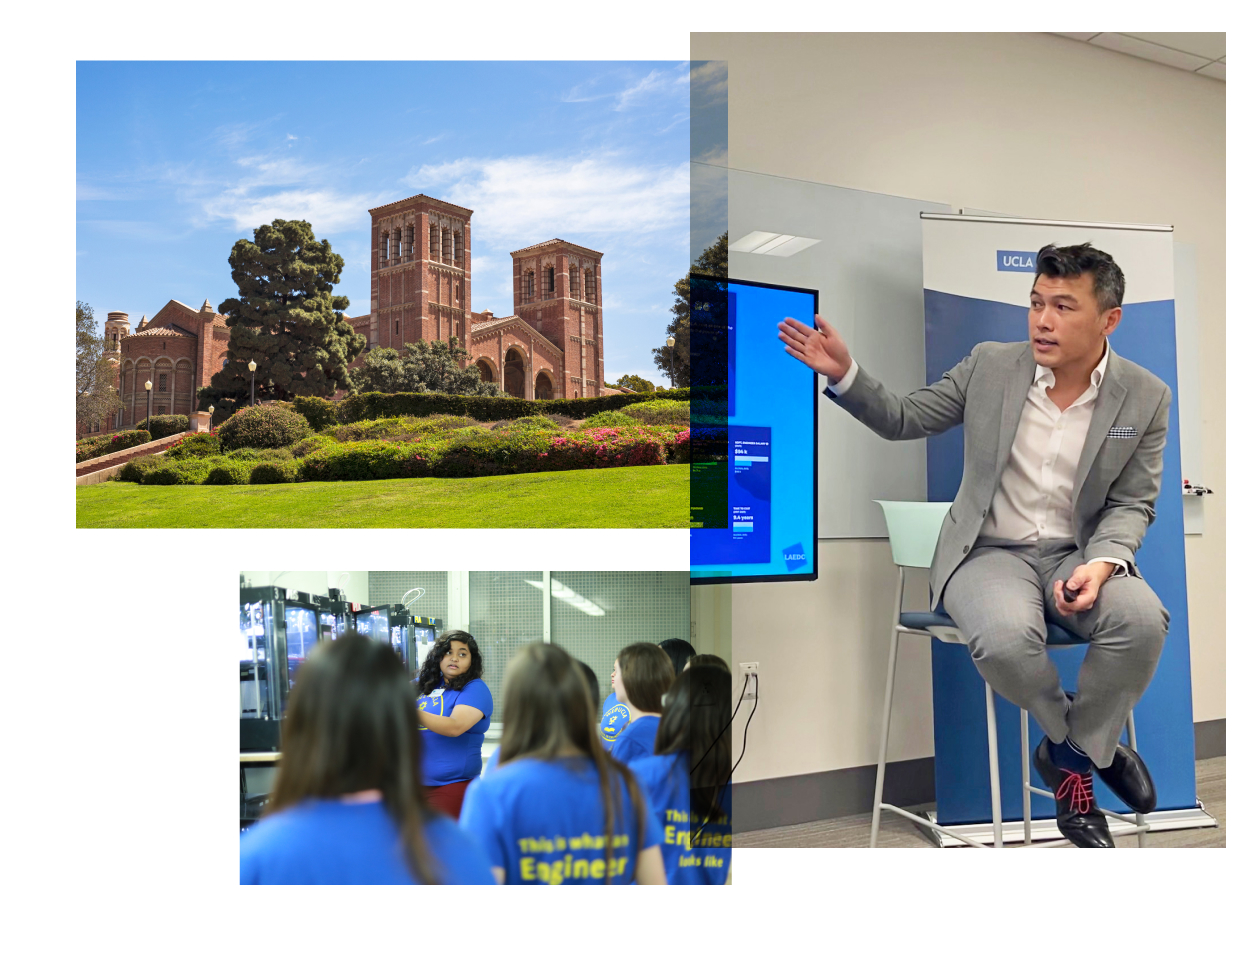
[
  {"x1": 615, "y1": 373, "x2": 655, "y2": 393},
  {"x1": 654, "y1": 231, "x2": 727, "y2": 388},
  {"x1": 200, "y1": 219, "x2": 366, "y2": 411},
  {"x1": 353, "y1": 338, "x2": 503, "y2": 396},
  {"x1": 76, "y1": 300, "x2": 123, "y2": 434}
]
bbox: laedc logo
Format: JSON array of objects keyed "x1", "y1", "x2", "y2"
[
  {"x1": 782, "y1": 542, "x2": 808, "y2": 572},
  {"x1": 997, "y1": 250, "x2": 1037, "y2": 273}
]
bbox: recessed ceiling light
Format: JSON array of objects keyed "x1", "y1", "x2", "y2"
[{"x1": 729, "y1": 230, "x2": 822, "y2": 257}]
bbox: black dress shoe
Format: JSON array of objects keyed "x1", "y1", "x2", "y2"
[
  {"x1": 1033, "y1": 738, "x2": 1114, "y2": 848},
  {"x1": 1096, "y1": 743, "x2": 1157, "y2": 814}
]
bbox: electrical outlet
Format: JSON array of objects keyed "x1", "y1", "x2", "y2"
[{"x1": 739, "y1": 662, "x2": 759, "y2": 701}]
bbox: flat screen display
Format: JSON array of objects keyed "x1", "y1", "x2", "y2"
[
  {"x1": 691, "y1": 277, "x2": 818, "y2": 583},
  {"x1": 285, "y1": 605, "x2": 318, "y2": 687},
  {"x1": 356, "y1": 607, "x2": 391, "y2": 642}
]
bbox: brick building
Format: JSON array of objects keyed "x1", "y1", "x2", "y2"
[
  {"x1": 357, "y1": 193, "x2": 608, "y2": 399},
  {"x1": 84, "y1": 192, "x2": 613, "y2": 437},
  {"x1": 104, "y1": 298, "x2": 231, "y2": 430}
]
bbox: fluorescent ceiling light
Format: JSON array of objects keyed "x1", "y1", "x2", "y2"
[
  {"x1": 729, "y1": 230, "x2": 822, "y2": 257},
  {"x1": 524, "y1": 578, "x2": 605, "y2": 616},
  {"x1": 728, "y1": 231, "x2": 779, "y2": 253},
  {"x1": 764, "y1": 235, "x2": 821, "y2": 257}
]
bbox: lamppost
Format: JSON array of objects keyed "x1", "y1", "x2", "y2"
[
  {"x1": 666, "y1": 335, "x2": 676, "y2": 389},
  {"x1": 248, "y1": 360, "x2": 257, "y2": 406},
  {"x1": 208, "y1": 405, "x2": 215, "y2": 431},
  {"x1": 145, "y1": 379, "x2": 153, "y2": 430}
]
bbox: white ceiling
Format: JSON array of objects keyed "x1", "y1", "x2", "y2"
[{"x1": 1051, "y1": 33, "x2": 1226, "y2": 82}]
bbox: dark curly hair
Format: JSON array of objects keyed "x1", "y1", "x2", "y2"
[
  {"x1": 415, "y1": 630, "x2": 483, "y2": 695},
  {"x1": 1033, "y1": 242, "x2": 1125, "y2": 313}
]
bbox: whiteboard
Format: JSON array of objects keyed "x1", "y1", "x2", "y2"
[{"x1": 727, "y1": 169, "x2": 952, "y2": 538}]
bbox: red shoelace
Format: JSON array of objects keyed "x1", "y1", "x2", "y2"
[{"x1": 1054, "y1": 768, "x2": 1095, "y2": 815}]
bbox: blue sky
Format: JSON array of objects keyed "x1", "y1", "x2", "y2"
[{"x1": 77, "y1": 61, "x2": 690, "y2": 385}]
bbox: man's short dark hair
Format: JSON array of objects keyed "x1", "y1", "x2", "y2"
[{"x1": 1033, "y1": 243, "x2": 1125, "y2": 313}]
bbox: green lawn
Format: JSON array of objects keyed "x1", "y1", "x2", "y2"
[{"x1": 77, "y1": 464, "x2": 690, "y2": 528}]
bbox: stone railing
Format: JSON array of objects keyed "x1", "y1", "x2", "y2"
[{"x1": 75, "y1": 432, "x2": 189, "y2": 485}]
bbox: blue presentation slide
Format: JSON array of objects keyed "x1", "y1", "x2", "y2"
[{"x1": 691, "y1": 279, "x2": 818, "y2": 583}]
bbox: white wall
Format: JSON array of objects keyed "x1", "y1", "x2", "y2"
[{"x1": 691, "y1": 32, "x2": 1226, "y2": 782}]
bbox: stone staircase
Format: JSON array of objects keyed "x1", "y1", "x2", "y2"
[{"x1": 76, "y1": 432, "x2": 189, "y2": 485}]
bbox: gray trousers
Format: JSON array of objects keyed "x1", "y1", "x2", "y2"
[{"x1": 941, "y1": 537, "x2": 1169, "y2": 768}]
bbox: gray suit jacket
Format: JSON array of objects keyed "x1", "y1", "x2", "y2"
[{"x1": 827, "y1": 341, "x2": 1171, "y2": 609}]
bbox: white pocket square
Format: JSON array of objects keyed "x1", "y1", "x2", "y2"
[{"x1": 1107, "y1": 426, "x2": 1138, "y2": 438}]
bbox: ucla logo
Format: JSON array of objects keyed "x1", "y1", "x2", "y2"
[{"x1": 997, "y1": 250, "x2": 1036, "y2": 273}]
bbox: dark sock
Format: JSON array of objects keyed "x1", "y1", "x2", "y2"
[{"x1": 1049, "y1": 736, "x2": 1092, "y2": 773}]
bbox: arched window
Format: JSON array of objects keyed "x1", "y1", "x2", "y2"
[
  {"x1": 441, "y1": 227, "x2": 451, "y2": 263},
  {"x1": 585, "y1": 269, "x2": 596, "y2": 301},
  {"x1": 406, "y1": 224, "x2": 414, "y2": 256},
  {"x1": 525, "y1": 271, "x2": 535, "y2": 303},
  {"x1": 221, "y1": 355, "x2": 229, "y2": 370},
  {"x1": 455, "y1": 282, "x2": 461, "y2": 302},
  {"x1": 570, "y1": 265, "x2": 579, "y2": 297},
  {"x1": 545, "y1": 266, "x2": 555, "y2": 298},
  {"x1": 429, "y1": 223, "x2": 439, "y2": 260},
  {"x1": 158, "y1": 373, "x2": 168, "y2": 393},
  {"x1": 394, "y1": 319, "x2": 400, "y2": 338},
  {"x1": 381, "y1": 232, "x2": 389, "y2": 261},
  {"x1": 454, "y1": 231, "x2": 463, "y2": 267},
  {"x1": 393, "y1": 229, "x2": 401, "y2": 258}
]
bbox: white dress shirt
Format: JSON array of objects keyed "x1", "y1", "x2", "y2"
[{"x1": 829, "y1": 345, "x2": 1128, "y2": 575}]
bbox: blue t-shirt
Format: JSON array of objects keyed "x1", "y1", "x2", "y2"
[
  {"x1": 459, "y1": 756, "x2": 663, "y2": 885},
  {"x1": 630, "y1": 752, "x2": 732, "y2": 884},
  {"x1": 610, "y1": 715, "x2": 661, "y2": 765},
  {"x1": 418, "y1": 678, "x2": 493, "y2": 787},
  {"x1": 240, "y1": 797, "x2": 495, "y2": 884},
  {"x1": 600, "y1": 692, "x2": 631, "y2": 749}
]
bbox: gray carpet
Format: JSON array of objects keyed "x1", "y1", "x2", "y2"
[{"x1": 736, "y1": 756, "x2": 1225, "y2": 848}]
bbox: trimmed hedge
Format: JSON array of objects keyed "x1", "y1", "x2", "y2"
[
  {"x1": 431, "y1": 426, "x2": 667, "y2": 478},
  {"x1": 290, "y1": 434, "x2": 338, "y2": 457},
  {"x1": 621, "y1": 399, "x2": 690, "y2": 426},
  {"x1": 291, "y1": 395, "x2": 338, "y2": 431},
  {"x1": 336, "y1": 388, "x2": 691, "y2": 424},
  {"x1": 117, "y1": 454, "x2": 163, "y2": 483},
  {"x1": 143, "y1": 458, "x2": 214, "y2": 485},
  {"x1": 135, "y1": 415, "x2": 189, "y2": 440},
  {"x1": 77, "y1": 430, "x2": 151, "y2": 463},
  {"x1": 249, "y1": 460, "x2": 301, "y2": 484},
  {"x1": 218, "y1": 404, "x2": 312, "y2": 452},
  {"x1": 205, "y1": 461, "x2": 253, "y2": 485},
  {"x1": 164, "y1": 432, "x2": 221, "y2": 460},
  {"x1": 225, "y1": 447, "x2": 294, "y2": 462},
  {"x1": 580, "y1": 410, "x2": 634, "y2": 429},
  {"x1": 300, "y1": 440, "x2": 432, "y2": 482}
]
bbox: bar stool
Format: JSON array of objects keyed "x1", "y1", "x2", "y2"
[{"x1": 870, "y1": 500, "x2": 1151, "y2": 848}]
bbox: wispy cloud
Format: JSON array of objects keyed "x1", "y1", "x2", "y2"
[
  {"x1": 693, "y1": 145, "x2": 728, "y2": 167},
  {"x1": 203, "y1": 188, "x2": 378, "y2": 232},
  {"x1": 562, "y1": 65, "x2": 690, "y2": 112},
  {"x1": 404, "y1": 153, "x2": 689, "y2": 244},
  {"x1": 287, "y1": 134, "x2": 298, "y2": 140},
  {"x1": 691, "y1": 61, "x2": 728, "y2": 108},
  {"x1": 422, "y1": 133, "x2": 447, "y2": 145}
]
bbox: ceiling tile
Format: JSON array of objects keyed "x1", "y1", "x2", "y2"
[
  {"x1": 1091, "y1": 33, "x2": 1214, "y2": 72},
  {"x1": 1122, "y1": 32, "x2": 1227, "y2": 60},
  {"x1": 1196, "y1": 61, "x2": 1227, "y2": 81}
]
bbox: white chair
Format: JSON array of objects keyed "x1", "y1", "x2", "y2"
[{"x1": 870, "y1": 500, "x2": 1150, "y2": 848}]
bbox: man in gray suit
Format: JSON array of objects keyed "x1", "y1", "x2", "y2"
[{"x1": 779, "y1": 243, "x2": 1169, "y2": 847}]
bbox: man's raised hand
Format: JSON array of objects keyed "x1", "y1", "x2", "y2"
[{"x1": 778, "y1": 314, "x2": 852, "y2": 382}]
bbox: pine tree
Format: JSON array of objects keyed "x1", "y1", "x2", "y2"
[
  {"x1": 201, "y1": 219, "x2": 366, "y2": 410},
  {"x1": 654, "y1": 231, "x2": 727, "y2": 388}
]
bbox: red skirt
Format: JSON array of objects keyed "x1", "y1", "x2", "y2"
[{"x1": 424, "y1": 779, "x2": 472, "y2": 819}]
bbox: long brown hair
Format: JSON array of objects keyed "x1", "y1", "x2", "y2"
[
  {"x1": 654, "y1": 665, "x2": 732, "y2": 822},
  {"x1": 267, "y1": 633, "x2": 439, "y2": 883},
  {"x1": 499, "y1": 643, "x2": 648, "y2": 883},
  {"x1": 616, "y1": 642, "x2": 676, "y2": 712}
]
